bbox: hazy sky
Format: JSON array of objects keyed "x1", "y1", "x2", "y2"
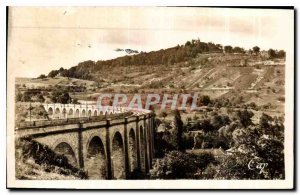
[{"x1": 8, "y1": 7, "x2": 294, "y2": 78}]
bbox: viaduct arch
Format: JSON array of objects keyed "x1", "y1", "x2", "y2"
[{"x1": 15, "y1": 105, "x2": 155, "y2": 180}]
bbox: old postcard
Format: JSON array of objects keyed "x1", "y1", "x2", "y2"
[{"x1": 7, "y1": 7, "x2": 294, "y2": 189}]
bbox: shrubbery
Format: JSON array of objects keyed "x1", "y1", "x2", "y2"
[
  {"x1": 150, "y1": 151, "x2": 216, "y2": 179},
  {"x1": 15, "y1": 138, "x2": 87, "y2": 179}
]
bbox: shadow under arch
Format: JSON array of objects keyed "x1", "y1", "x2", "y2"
[
  {"x1": 111, "y1": 131, "x2": 125, "y2": 179},
  {"x1": 139, "y1": 125, "x2": 146, "y2": 172},
  {"x1": 75, "y1": 109, "x2": 80, "y2": 117},
  {"x1": 68, "y1": 108, "x2": 73, "y2": 118},
  {"x1": 47, "y1": 107, "x2": 53, "y2": 119},
  {"x1": 54, "y1": 108, "x2": 60, "y2": 119},
  {"x1": 93, "y1": 110, "x2": 97, "y2": 116},
  {"x1": 128, "y1": 128, "x2": 137, "y2": 173},
  {"x1": 62, "y1": 108, "x2": 67, "y2": 119},
  {"x1": 54, "y1": 142, "x2": 78, "y2": 168},
  {"x1": 82, "y1": 109, "x2": 86, "y2": 117},
  {"x1": 86, "y1": 136, "x2": 107, "y2": 179}
]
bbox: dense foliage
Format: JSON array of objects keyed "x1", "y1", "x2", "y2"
[
  {"x1": 153, "y1": 106, "x2": 285, "y2": 180},
  {"x1": 46, "y1": 39, "x2": 227, "y2": 80},
  {"x1": 150, "y1": 151, "x2": 216, "y2": 179}
]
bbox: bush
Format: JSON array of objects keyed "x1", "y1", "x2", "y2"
[
  {"x1": 51, "y1": 89, "x2": 71, "y2": 104},
  {"x1": 37, "y1": 74, "x2": 47, "y2": 79},
  {"x1": 150, "y1": 151, "x2": 215, "y2": 179}
]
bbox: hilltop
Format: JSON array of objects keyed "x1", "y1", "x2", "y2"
[{"x1": 44, "y1": 39, "x2": 285, "y2": 84}]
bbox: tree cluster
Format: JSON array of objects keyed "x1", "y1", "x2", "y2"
[
  {"x1": 150, "y1": 151, "x2": 216, "y2": 179},
  {"x1": 16, "y1": 89, "x2": 45, "y2": 103},
  {"x1": 50, "y1": 88, "x2": 71, "y2": 104},
  {"x1": 47, "y1": 39, "x2": 224, "y2": 80},
  {"x1": 267, "y1": 49, "x2": 286, "y2": 59}
]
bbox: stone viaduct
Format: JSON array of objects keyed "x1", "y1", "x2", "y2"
[
  {"x1": 15, "y1": 104, "x2": 155, "y2": 180},
  {"x1": 43, "y1": 103, "x2": 128, "y2": 119}
]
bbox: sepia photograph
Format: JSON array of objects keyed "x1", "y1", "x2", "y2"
[{"x1": 6, "y1": 6, "x2": 294, "y2": 189}]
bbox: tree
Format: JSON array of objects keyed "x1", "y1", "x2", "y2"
[
  {"x1": 37, "y1": 94, "x2": 45, "y2": 103},
  {"x1": 173, "y1": 110, "x2": 184, "y2": 151},
  {"x1": 200, "y1": 119, "x2": 214, "y2": 133},
  {"x1": 57, "y1": 92, "x2": 70, "y2": 104},
  {"x1": 218, "y1": 121, "x2": 239, "y2": 144},
  {"x1": 150, "y1": 151, "x2": 215, "y2": 179},
  {"x1": 257, "y1": 136, "x2": 284, "y2": 179},
  {"x1": 72, "y1": 98, "x2": 79, "y2": 104},
  {"x1": 193, "y1": 131, "x2": 205, "y2": 149},
  {"x1": 234, "y1": 109, "x2": 254, "y2": 127},
  {"x1": 232, "y1": 126, "x2": 260, "y2": 148},
  {"x1": 215, "y1": 152, "x2": 261, "y2": 179},
  {"x1": 268, "y1": 49, "x2": 276, "y2": 58},
  {"x1": 216, "y1": 133, "x2": 284, "y2": 180},
  {"x1": 219, "y1": 123, "x2": 284, "y2": 180},
  {"x1": 224, "y1": 46, "x2": 233, "y2": 53},
  {"x1": 48, "y1": 70, "x2": 59, "y2": 78},
  {"x1": 31, "y1": 105, "x2": 48, "y2": 119},
  {"x1": 277, "y1": 50, "x2": 286, "y2": 58},
  {"x1": 253, "y1": 46, "x2": 260, "y2": 55},
  {"x1": 259, "y1": 113, "x2": 273, "y2": 137},
  {"x1": 215, "y1": 44, "x2": 223, "y2": 51},
  {"x1": 22, "y1": 92, "x2": 31, "y2": 102},
  {"x1": 232, "y1": 46, "x2": 245, "y2": 53},
  {"x1": 198, "y1": 95, "x2": 211, "y2": 106},
  {"x1": 260, "y1": 113, "x2": 284, "y2": 140},
  {"x1": 16, "y1": 92, "x2": 23, "y2": 102},
  {"x1": 211, "y1": 114, "x2": 231, "y2": 131},
  {"x1": 37, "y1": 74, "x2": 47, "y2": 79},
  {"x1": 51, "y1": 89, "x2": 70, "y2": 104},
  {"x1": 185, "y1": 41, "x2": 192, "y2": 47}
]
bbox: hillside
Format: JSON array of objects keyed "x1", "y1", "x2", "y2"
[
  {"x1": 17, "y1": 39, "x2": 286, "y2": 114},
  {"x1": 15, "y1": 138, "x2": 86, "y2": 180},
  {"x1": 44, "y1": 39, "x2": 285, "y2": 84}
]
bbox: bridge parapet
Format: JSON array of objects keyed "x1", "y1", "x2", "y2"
[
  {"x1": 42, "y1": 103, "x2": 130, "y2": 119},
  {"x1": 16, "y1": 111, "x2": 133, "y2": 129}
]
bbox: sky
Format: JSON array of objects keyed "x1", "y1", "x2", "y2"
[{"x1": 7, "y1": 7, "x2": 294, "y2": 78}]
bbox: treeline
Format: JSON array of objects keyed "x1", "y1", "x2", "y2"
[
  {"x1": 16, "y1": 87, "x2": 79, "y2": 104},
  {"x1": 94, "y1": 39, "x2": 223, "y2": 68},
  {"x1": 46, "y1": 39, "x2": 224, "y2": 80},
  {"x1": 267, "y1": 49, "x2": 286, "y2": 59}
]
